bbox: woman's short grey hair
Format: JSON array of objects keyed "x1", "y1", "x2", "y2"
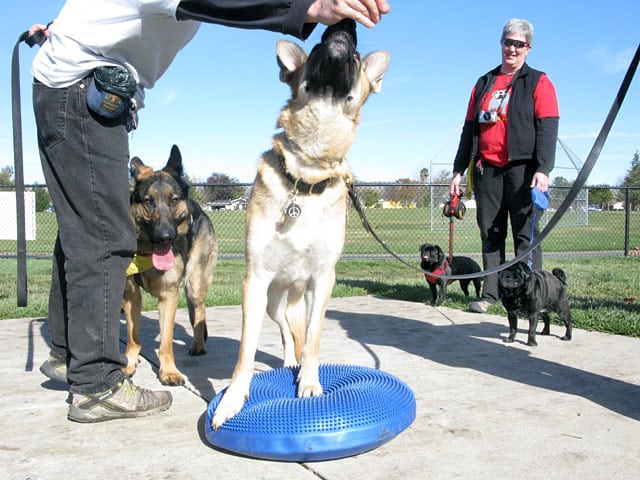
[{"x1": 502, "y1": 18, "x2": 534, "y2": 46}]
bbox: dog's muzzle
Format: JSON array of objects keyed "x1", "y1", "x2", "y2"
[{"x1": 305, "y1": 19, "x2": 358, "y2": 98}]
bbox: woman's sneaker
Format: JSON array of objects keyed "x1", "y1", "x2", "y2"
[
  {"x1": 68, "y1": 377, "x2": 172, "y2": 423},
  {"x1": 468, "y1": 300, "x2": 492, "y2": 313}
]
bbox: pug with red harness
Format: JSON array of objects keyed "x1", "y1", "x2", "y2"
[{"x1": 420, "y1": 243, "x2": 482, "y2": 306}]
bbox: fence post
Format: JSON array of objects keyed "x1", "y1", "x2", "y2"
[{"x1": 624, "y1": 187, "x2": 631, "y2": 256}]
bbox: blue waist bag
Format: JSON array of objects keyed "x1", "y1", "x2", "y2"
[{"x1": 86, "y1": 65, "x2": 136, "y2": 119}]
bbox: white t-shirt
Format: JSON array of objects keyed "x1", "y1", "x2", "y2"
[{"x1": 32, "y1": 0, "x2": 200, "y2": 108}]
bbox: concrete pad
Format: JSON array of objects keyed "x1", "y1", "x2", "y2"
[{"x1": 1, "y1": 296, "x2": 638, "y2": 480}]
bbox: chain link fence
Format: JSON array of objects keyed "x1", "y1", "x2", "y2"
[{"x1": 1, "y1": 184, "x2": 640, "y2": 259}]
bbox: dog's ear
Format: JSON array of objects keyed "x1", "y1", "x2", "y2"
[
  {"x1": 163, "y1": 144, "x2": 185, "y2": 179},
  {"x1": 276, "y1": 40, "x2": 307, "y2": 85},
  {"x1": 362, "y1": 51, "x2": 390, "y2": 93},
  {"x1": 129, "y1": 156, "x2": 153, "y2": 181}
]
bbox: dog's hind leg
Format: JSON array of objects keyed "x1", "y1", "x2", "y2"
[
  {"x1": 459, "y1": 279, "x2": 471, "y2": 299},
  {"x1": 558, "y1": 299, "x2": 572, "y2": 341},
  {"x1": 297, "y1": 271, "x2": 335, "y2": 399},
  {"x1": 266, "y1": 279, "x2": 306, "y2": 367},
  {"x1": 540, "y1": 311, "x2": 551, "y2": 336},
  {"x1": 472, "y1": 278, "x2": 482, "y2": 298},
  {"x1": 122, "y1": 278, "x2": 142, "y2": 377}
]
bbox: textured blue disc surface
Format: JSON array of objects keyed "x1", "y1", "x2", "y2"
[{"x1": 205, "y1": 364, "x2": 416, "y2": 462}]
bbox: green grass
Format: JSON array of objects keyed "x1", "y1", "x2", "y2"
[
  {"x1": 2, "y1": 256, "x2": 639, "y2": 338},
  {"x1": 2, "y1": 208, "x2": 639, "y2": 256},
  {"x1": 2, "y1": 202, "x2": 639, "y2": 336}
]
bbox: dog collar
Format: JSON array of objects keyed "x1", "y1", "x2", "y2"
[{"x1": 277, "y1": 155, "x2": 333, "y2": 195}]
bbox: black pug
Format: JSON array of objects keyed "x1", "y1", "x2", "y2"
[
  {"x1": 420, "y1": 243, "x2": 482, "y2": 306},
  {"x1": 498, "y1": 262, "x2": 572, "y2": 346}
]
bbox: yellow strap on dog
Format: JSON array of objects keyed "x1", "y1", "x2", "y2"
[{"x1": 126, "y1": 254, "x2": 153, "y2": 276}]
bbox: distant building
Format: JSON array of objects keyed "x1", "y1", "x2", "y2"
[{"x1": 204, "y1": 197, "x2": 248, "y2": 211}]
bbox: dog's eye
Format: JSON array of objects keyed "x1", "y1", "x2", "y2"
[
  {"x1": 170, "y1": 196, "x2": 179, "y2": 206},
  {"x1": 143, "y1": 198, "x2": 153, "y2": 208},
  {"x1": 346, "y1": 95, "x2": 354, "y2": 102}
]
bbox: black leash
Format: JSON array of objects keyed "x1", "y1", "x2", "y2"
[
  {"x1": 351, "y1": 42, "x2": 640, "y2": 281},
  {"x1": 11, "y1": 29, "x2": 45, "y2": 307}
]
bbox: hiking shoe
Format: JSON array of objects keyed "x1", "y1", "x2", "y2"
[
  {"x1": 40, "y1": 356, "x2": 67, "y2": 383},
  {"x1": 469, "y1": 300, "x2": 492, "y2": 313},
  {"x1": 68, "y1": 377, "x2": 172, "y2": 423}
]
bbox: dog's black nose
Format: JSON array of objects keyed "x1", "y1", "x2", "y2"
[{"x1": 321, "y1": 19, "x2": 357, "y2": 46}]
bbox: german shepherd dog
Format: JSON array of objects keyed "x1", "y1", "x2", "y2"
[
  {"x1": 498, "y1": 262, "x2": 572, "y2": 346},
  {"x1": 420, "y1": 243, "x2": 482, "y2": 306},
  {"x1": 122, "y1": 145, "x2": 218, "y2": 385},
  {"x1": 211, "y1": 19, "x2": 389, "y2": 428}
]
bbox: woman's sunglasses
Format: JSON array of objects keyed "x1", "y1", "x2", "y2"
[{"x1": 503, "y1": 38, "x2": 529, "y2": 49}]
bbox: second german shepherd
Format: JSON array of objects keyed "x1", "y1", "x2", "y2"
[
  {"x1": 211, "y1": 19, "x2": 390, "y2": 428},
  {"x1": 122, "y1": 145, "x2": 218, "y2": 386}
]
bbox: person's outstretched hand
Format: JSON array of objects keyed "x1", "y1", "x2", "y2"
[{"x1": 306, "y1": 0, "x2": 391, "y2": 28}]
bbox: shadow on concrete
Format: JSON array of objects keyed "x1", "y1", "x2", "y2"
[{"x1": 327, "y1": 304, "x2": 640, "y2": 421}]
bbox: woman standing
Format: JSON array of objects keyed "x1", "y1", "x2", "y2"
[{"x1": 450, "y1": 18, "x2": 559, "y2": 313}]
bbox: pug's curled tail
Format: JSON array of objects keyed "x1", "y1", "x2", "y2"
[{"x1": 552, "y1": 268, "x2": 567, "y2": 285}]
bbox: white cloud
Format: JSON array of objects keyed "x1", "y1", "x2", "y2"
[
  {"x1": 160, "y1": 89, "x2": 178, "y2": 108},
  {"x1": 561, "y1": 130, "x2": 640, "y2": 141},
  {"x1": 586, "y1": 46, "x2": 635, "y2": 74}
]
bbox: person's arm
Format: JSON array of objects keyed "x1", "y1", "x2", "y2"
[
  {"x1": 532, "y1": 74, "x2": 559, "y2": 177},
  {"x1": 176, "y1": 0, "x2": 314, "y2": 39},
  {"x1": 452, "y1": 86, "x2": 478, "y2": 176},
  {"x1": 175, "y1": 0, "x2": 390, "y2": 40}
]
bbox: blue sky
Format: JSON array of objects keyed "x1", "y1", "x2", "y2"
[{"x1": 2, "y1": 1, "x2": 639, "y2": 186}]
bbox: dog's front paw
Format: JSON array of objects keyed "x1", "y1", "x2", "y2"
[
  {"x1": 122, "y1": 365, "x2": 137, "y2": 377},
  {"x1": 159, "y1": 368, "x2": 185, "y2": 386},
  {"x1": 297, "y1": 365, "x2": 323, "y2": 398},
  {"x1": 298, "y1": 382, "x2": 323, "y2": 398},
  {"x1": 211, "y1": 385, "x2": 249, "y2": 430},
  {"x1": 526, "y1": 338, "x2": 538, "y2": 347}
]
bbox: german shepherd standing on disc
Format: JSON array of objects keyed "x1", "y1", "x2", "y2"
[
  {"x1": 122, "y1": 145, "x2": 218, "y2": 386},
  {"x1": 211, "y1": 19, "x2": 389, "y2": 428}
]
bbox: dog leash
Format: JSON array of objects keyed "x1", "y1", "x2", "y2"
[
  {"x1": 11, "y1": 29, "x2": 45, "y2": 307},
  {"x1": 351, "y1": 42, "x2": 640, "y2": 281}
]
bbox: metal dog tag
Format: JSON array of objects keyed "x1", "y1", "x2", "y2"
[
  {"x1": 285, "y1": 201, "x2": 302, "y2": 219},
  {"x1": 285, "y1": 189, "x2": 301, "y2": 219}
]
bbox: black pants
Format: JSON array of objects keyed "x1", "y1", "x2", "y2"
[
  {"x1": 33, "y1": 78, "x2": 136, "y2": 394},
  {"x1": 473, "y1": 160, "x2": 542, "y2": 302}
]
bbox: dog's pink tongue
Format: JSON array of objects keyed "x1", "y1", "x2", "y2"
[{"x1": 152, "y1": 245, "x2": 174, "y2": 271}]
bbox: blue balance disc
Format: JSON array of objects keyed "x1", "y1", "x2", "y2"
[{"x1": 205, "y1": 364, "x2": 416, "y2": 462}]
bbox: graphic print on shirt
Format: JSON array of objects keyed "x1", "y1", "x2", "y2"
[{"x1": 483, "y1": 75, "x2": 514, "y2": 120}]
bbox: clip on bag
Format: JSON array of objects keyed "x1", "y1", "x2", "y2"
[{"x1": 86, "y1": 65, "x2": 136, "y2": 120}]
